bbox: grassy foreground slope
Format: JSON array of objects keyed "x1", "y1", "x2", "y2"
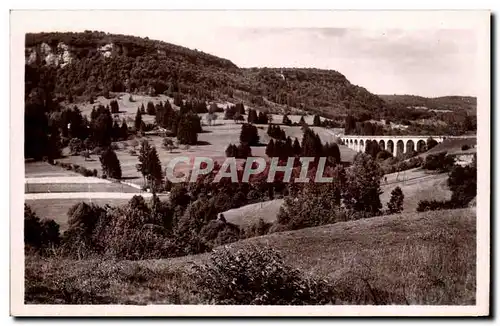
[{"x1": 26, "y1": 208, "x2": 475, "y2": 305}]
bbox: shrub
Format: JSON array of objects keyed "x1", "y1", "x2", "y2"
[
  {"x1": 225, "y1": 144, "x2": 238, "y2": 157},
  {"x1": 192, "y1": 247, "x2": 335, "y2": 305},
  {"x1": 24, "y1": 204, "x2": 61, "y2": 252},
  {"x1": 376, "y1": 150, "x2": 392, "y2": 161},
  {"x1": 239, "y1": 123, "x2": 259, "y2": 146},
  {"x1": 461, "y1": 144, "x2": 470, "y2": 151},
  {"x1": 416, "y1": 200, "x2": 454, "y2": 212},
  {"x1": 426, "y1": 137, "x2": 438, "y2": 151},
  {"x1": 199, "y1": 219, "x2": 241, "y2": 247},
  {"x1": 111, "y1": 142, "x2": 120, "y2": 150},
  {"x1": 92, "y1": 147, "x2": 104, "y2": 156},
  {"x1": 277, "y1": 176, "x2": 347, "y2": 231},
  {"x1": 243, "y1": 218, "x2": 272, "y2": 238},
  {"x1": 448, "y1": 164, "x2": 476, "y2": 207},
  {"x1": 68, "y1": 138, "x2": 83, "y2": 155},
  {"x1": 423, "y1": 152, "x2": 455, "y2": 172}
]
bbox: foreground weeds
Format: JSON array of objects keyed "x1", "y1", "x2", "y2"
[
  {"x1": 25, "y1": 208, "x2": 475, "y2": 305},
  {"x1": 25, "y1": 256, "x2": 202, "y2": 304}
]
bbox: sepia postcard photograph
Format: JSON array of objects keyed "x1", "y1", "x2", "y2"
[{"x1": 10, "y1": 9, "x2": 490, "y2": 317}]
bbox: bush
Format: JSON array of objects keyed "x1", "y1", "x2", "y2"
[
  {"x1": 92, "y1": 147, "x2": 104, "y2": 156},
  {"x1": 461, "y1": 144, "x2": 470, "y2": 151},
  {"x1": 448, "y1": 164, "x2": 476, "y2": 207},
  {"x1": 24, "y1": 204, "x2": 61, "y2": 252},
  {"x1": 423, "y1": 152, "x2": 455, "y2": 172},
  {"x1": 376, "y1": 150, "x2": 392, "y2": 161},
  {"x1": 243, "y1": 218, "x2": 272, "y2": 238},
  {"x1": 199, "y1": 219, "x2": 241, "y2": 247},
  {"x1": 416, "y1": 200, "x2": 454, "y2": 212},
  {"x1": 68, "y1": 138, "x2": 83, "y2": 155},
  {"x1": 192, "y1": 247, "x2": 335, "y2": 305},
  {"x1": 427, "y1": 137, "x2": 438, "y2": 151},
  {"x1": 239, "y1": 123, "x2": 259, "y2": 146}
]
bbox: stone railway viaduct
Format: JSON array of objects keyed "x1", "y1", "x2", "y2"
[{"x1": 339, "y1": 135, "x2": 475, "y2": 156}]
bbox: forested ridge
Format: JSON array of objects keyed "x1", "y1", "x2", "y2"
[{"x1": 25, "y1": 31, "x2": 386, "y2": 117}]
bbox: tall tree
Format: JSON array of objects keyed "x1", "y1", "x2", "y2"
[
  {"x1": 266, "y1": 139, "x2": 275, "y2": 157},
  {"x1": 110, "y1": 100, "x2": 119, "y2": 114},
  {"x1": 343, "y1": 153, "x2": 383, "y2": 216},
  {"x1": 134, "y1": 108, "x2": 143, "y2": 132},
  {"x1": 387, "y1": 187, "x2": 404, "y2": 214},
  {"x1": 313, "y1": 114, "x2": 321, "y2": 126},
  {"x1": 300, "y1": 128, "x2": 323, "y2": 158},
  {"x1": 99, "y1": 147, "x2": 122, "y2": 179},
  {"x1": 136, "y1": 140, "x2": 163, "y2": 189},
  {"x1": 247, "y1": 109, "x2": 258, "y2": 124},
  {"x1": 120, "y1": 119, "x2": 128, "y2": 140},
  {"x1": 177, "y1": 113, "x2": 200, "y2": 145},
  {"x1": 292, "y1": 137, "x2": 301, "y2": 156}
]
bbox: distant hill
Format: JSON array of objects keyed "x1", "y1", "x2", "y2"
[
  {"x1": 25, "y1": 31, "x2": 385, "y2": 118},
  {"x1": 378, "y1": 94, "x2": 476, "y2": 114}
]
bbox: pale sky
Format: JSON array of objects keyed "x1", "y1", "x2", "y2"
[{"x1": 16, "y1": 11, "x2": 480, "y2": 97}]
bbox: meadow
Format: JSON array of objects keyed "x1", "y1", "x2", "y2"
[{"x1": 25, "y1": 208, "x2": 476, "y2": 305}]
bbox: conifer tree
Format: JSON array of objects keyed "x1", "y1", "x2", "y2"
[
  {"x1": 313, "y1": 114, "x2": 321, "y2": 127},
  {"x1": 247, "y1": 109, "x2": 258, "y2": 124},
  {"x1": 100, "y1": 147, "x2": 122, "y2": 179},
  {"x1": 120, "y1": 119, "x2": 128, "y2": 140},
  {"x1": 134, "y1": 108, "x2": 143, "y2": 132},
  {"x1": 293, "y1": 137, "x2": 301, "y2": 156},
  {"x1": 266, "y1": 139, "x2": 275, "y2": 157}
]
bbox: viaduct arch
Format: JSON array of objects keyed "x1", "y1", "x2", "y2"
[{"x1": 339, "y1": 135, "x2": 474, "y2": 156}]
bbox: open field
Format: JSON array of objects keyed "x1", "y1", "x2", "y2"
[
  {"x1": 223, "y1": 199, "x2": 284, "y2": 227},
  {"x1": 53, "y1": 119, "x2": 357, "y2": 186},
  {"x1": 25, "y1": 193, "x2": 167, "y2": 231},
  {"x1": 25, "y1": 208, "x2": 476, "y2": 304},
  {"x1": 381, "y1": 168, "x2": 451, "y2": 212},
  {"x1": 54, "y1": 122, "x2": 270, "y2": 186},
  {"x1": 423, "y1": 137, "x2": 477, "y2": 158},
  {"x1": 25, "y1": 161, "x2": 79, "y2": 178},
  {"x1": 24, "y1": 183, "x2": 140, "y2": 194},
  {"x1": 222, "y1": 168, "x2": 451, "y2": 227},
  {"x1": 26, "y1": 198, "x2": 131, "y2": 231}
]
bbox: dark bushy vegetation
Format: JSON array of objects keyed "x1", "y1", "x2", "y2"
[
  {"x1": 422, "y1": 152, "x2": 455, "y2": 172},
  {"x1": 239, "y1": 123, "x2": 260, "y2": 146},
  {"x1": 99, "y1": 147, "x2": 122, "y2": 179},
  {"x1": 387, "y1": 187, "x2": 404, "y2": 214},
  {"x1": 25, "y1": 32, "x2": 391, "y2": 132},
  {"x1": 53, "y1": 160, "x2": 97, "y2": 177},
  {"x1": 193, "y1": 247, "x2": 335, "y2": 305},
  {"x1": 25, "y1": 204, "x2": 61, "y2": 254}
]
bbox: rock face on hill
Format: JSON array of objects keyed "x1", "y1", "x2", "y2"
[{"x1": 25, "y1": 31, "x2": 386, "y2": 117}]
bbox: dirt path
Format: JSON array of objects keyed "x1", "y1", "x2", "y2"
[
  {"x1": 25, "y1": 176, "x2": 112, "y2": 184},
  {"x1": 25, "y1": 192, "x2": 154, "y2": 200}
]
